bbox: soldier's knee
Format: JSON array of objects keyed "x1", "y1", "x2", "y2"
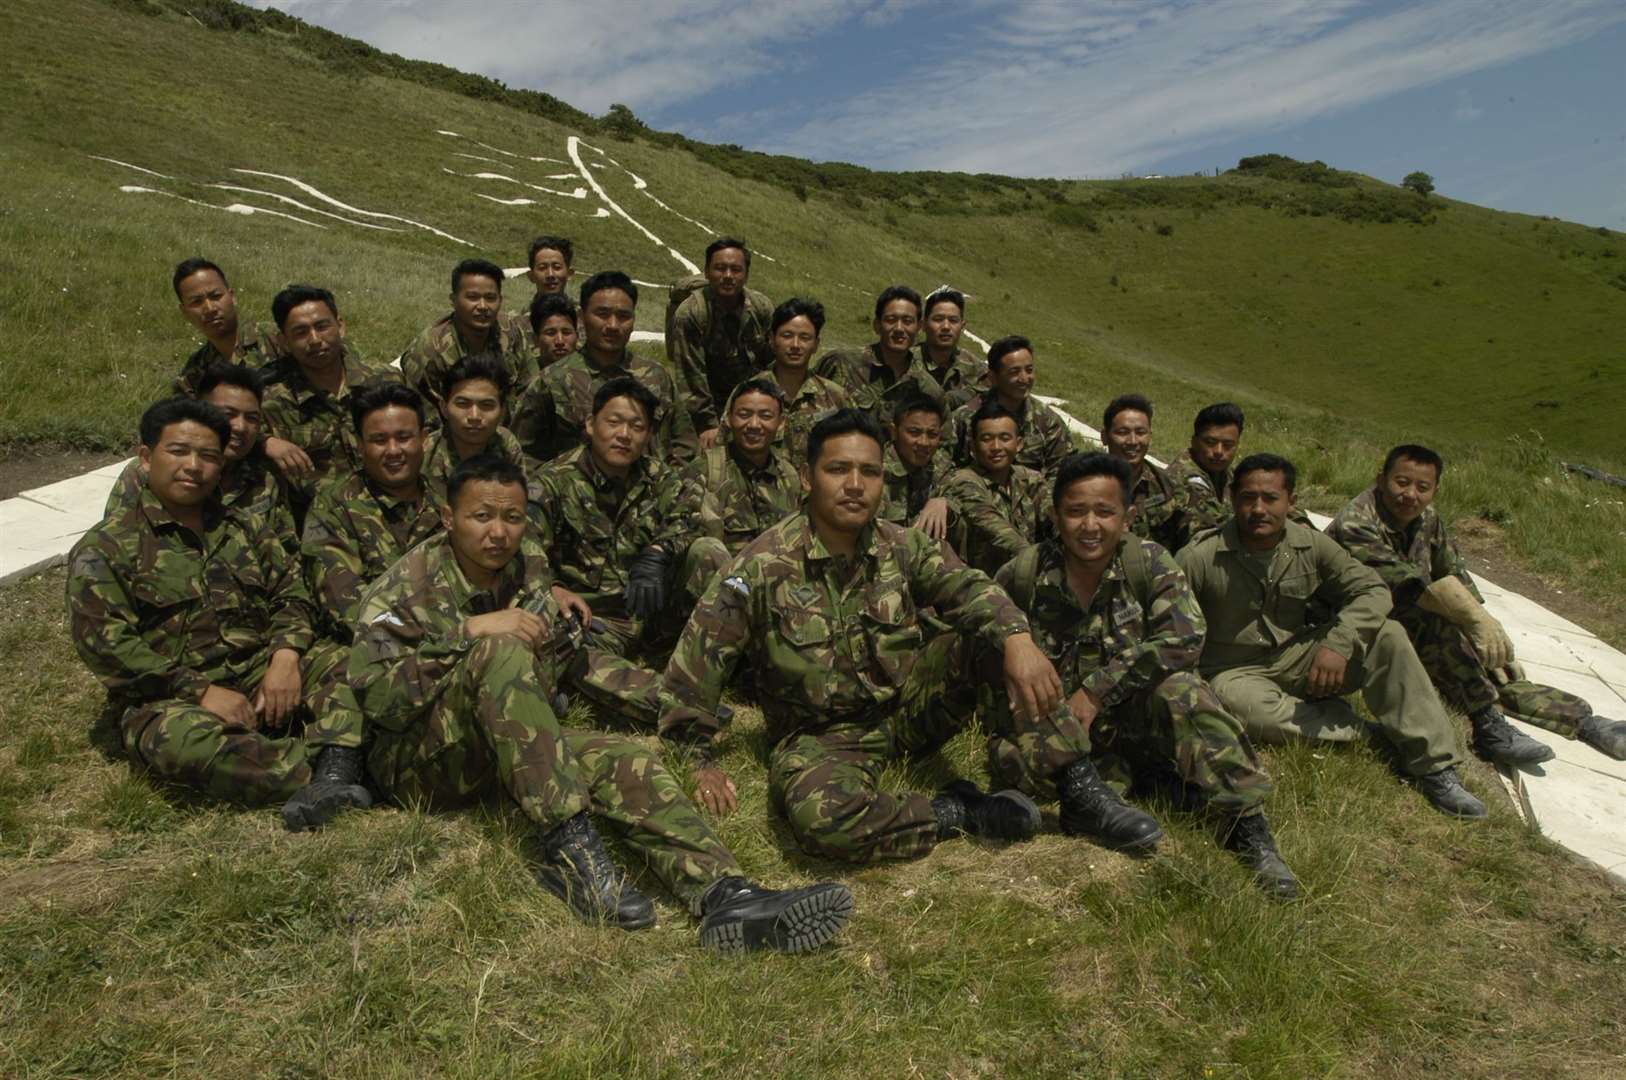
[
  {"x1": 466, "y1": 632, "x2": 536, "y2": 674},
  {"x1": 783, "y1": 789, "x2": 875, "y2": 862},
  {"x1": 684, "y1": 537, "x2": 730, "y2": 593},
  {"x1": 1151, "y1": 669, "x2": 1205, "y2": 702}
]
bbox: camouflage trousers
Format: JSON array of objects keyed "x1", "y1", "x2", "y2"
[
  {"x1": 119, "y1": 640, "x2": 361, "y2": 805},
  {"x1": 368, "y1": 634, "x2": 739, "y2": 906},
  {"x1": 1395, "y1": 608, "x2": 1589, "y2": 739},
  {"x1": 1209, "y1": 622, "x2": 1463, "y2": 777},
  {"x1": 990, "y1": 670, "x2": 1272, "y2": 818},
  {"x1": 767, "y1": 630, "x2": 1090, "y2": 864},
  {"x1": 567, "y1": 538, "x2": 730, "y2": 730}
]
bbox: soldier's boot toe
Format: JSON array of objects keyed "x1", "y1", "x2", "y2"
[
  {"x1": 281, "y1": 746, "x2": 373, "y2": 832},
  {"x1": 1415, "y1": 766, "x2": 1488, "y2": 819},
  {"x1": 536, "y1": 812, "x2": 656, "y2": 930},
  {"x1": 1057, "y1": 758, "x2": 1163, "y2": 851},
  {"x1": 1222, "y1": 813, "x2": 1300, "y2": 901},
  {"x1": 932, "y1": 780, "x2": 1041, "y2": 843},
  {"x1": 696, "y1": 876, "x2": 854, "y2": 954},
  {"x1": 1579, "y1": 715, "x2": 1626, "y2": 761},
  {"x1": 1470, "y1": 707, "x2": 1555, "y2": 766}
]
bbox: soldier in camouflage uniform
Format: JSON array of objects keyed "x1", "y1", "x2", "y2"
[
  {"x1": 937, "y1": 400, "x2": 1049, "y2": 574},
  {"x1": 525, "y1": 234, "x2": 574, "y2": 301},
  {"x1": 1326, "y1": 444, "x2": 1626, "y2": 761},
  {"x1": 815, "y1": 285, "x2": 945, "y2": 424},
  {"x1": 512, "y1": 271, "x2": 697, "y2": 465},
  {"x1": 532, "y1": 378, "x2": 727, "y2": 729},
  {"x1": 879, "y1": 395, "x2": 954, "y2": 533},
  {"x1": 300, "y1": 382, "x2": 441, "y2": 639},
  {"x1": 418, "y1": 353, "x2": 541, "y2": 513},
  {"x1": 67, "y1": 398, "x2": 368, "y2": 819},
  {"x1": 529, "y1": 292, "x2": 580, "y2": 372},
  {"x1": 1102, "y1": 394, "x2": 1191, "y2": 553},
  {"x1": 170, "y1": 257, "x2": 285, "y2": 395},
  {"x1": 660, "y1": 407, "x2": 1150, "y2": 864},
  {"x1": 669, "y1": 238, "x2": 775, "y2": 446},
  {"x1": 919, "y1": 287, "x2": 986, "y2": 411},
  {"x1": 349, "y1": 453, "x2": 853, "y2": 949},
  {"x1": 949, "y1": 336, "x2": 1081, "y2": 480},
  {"x1": 679, "y1": 378, "x2": 802, "y2": 556},
  {"x1": 1167, "y1": 403, "x2": 1246, "y2": 536},
  {"x1": 994, "y1": 453, "x2": 1297, "y2": 897},
  {"x1": 399, "y1": 258, "x2": 539, "y2": 421},
  {"x1": 761, "y1": 297, "x2": 850, "y2": 473}
]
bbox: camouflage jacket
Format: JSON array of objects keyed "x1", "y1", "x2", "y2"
[
  {"x1": 1167, "y1": 449, "x2": 1233, "y2": 535},
  {"x1": 669, "y1": 285, "x2": 775, "y2": 433},
  {"x1": 878, "y1": 445, "x2": 953, "y2": 525},
  {"x1": 349, "y1": 533, "x2": 554, "y2": 730},
  {"x1": 923, "y1": 346, "x2": 986, "y2": 411},
  {"x1": 104, "y1": 449, "x2": 297, "y2": 557},
  {"x1": 949, "y1": 393, "x2": 1080, "y2": 478},
  {"x1": 511, "y1": 348, "x2": 698, "y2": 466},
  {"x1": 67, "y1": 486, "x2": 317, "y2": 705},
  {"x1": 419, "y1": 425, "x2": 540, "y2": 515},
  {"x1": 939, "y1": 463, "x2": 1049, "y2": 574},
  {"x1": 174, "y1": 319, "x2": 285, "y2": 396},
  {"x1": 680, "y1": 444, "x2": 802, "y2": 556},
  {"x1": 398, "y1": 310, "x2": 539, "y2": 416},
  {"x1": 815, "y1": 344, "x2": 945, "y2": 423},
  {"x1": 1177, "y1": 518, "x2": 1392, "y2": 674},
  {"x1": 659, "y1": 512, "x2": 1031, "y2": 748},
  {"x1": 766, "y1": 368, "x2": 850, "y2": 473},
  {"x1": 259, "y1": 348, "x2": 399, "y2": 499},
  {"x1": 1324, "y1": 486, "x2": 1479, "y2": 609},
  {"x1": 995, "y1": 537, "x2": 1204, "y2": 708},
  {"x1": 1128, "y1": 460, "x2": 1191, "y2": 553},
  {"x1": 300, "y1": 468, "x2": 444, "y2": 638},
  {"x1": 532, "y1": 446, "x2": 688, "y2": 621}
]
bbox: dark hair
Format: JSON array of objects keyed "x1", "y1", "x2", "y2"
[
  {"x1": 1193, "y1": 402, "x2": 1245, "y2": 436},
  {"x1": 451, "y1": 258, "x2": 506, "y2": 294},
  {"x1": 1103, "y1": 393, "x2": 1154, "y2": 431},
  {"x1": 592, "y1": 375, "x2": 660, "y2": 424},
  {"x1": 529, "y1": 292, "x2": 578, "y2": 335},
  {"x1": 705, "y1": 236, "x2": 751, "y2": 270},
  {"x1": 351, "y1": 381, "x2": 425, "y2": 435},
  {"x1": 893, "y1": 394, "x2": 945, "y2": 424},
  {"x1": 770, "y1": 297, "x2": 825, "y2": 335},
  {"x1": 969, "y1": 398, "x2": 1020, "y2": 438},
  {"x1": 1383, "y1": 443, "x2": 1444, "y2": 478},
  {"x1": 580, "y1": 270, "x2": 638, "y2": 308},
  {"x1": 873, "y1": 284, "x2": 922, "y2": 322},
  {"x1": 1233, "y1": 452, "x2": 1297, "y2": 494},
  {"x1": 194, "y1": 363, "x2": 262, "y2": 403},
  {"x1": 923, "y1": 286, "x2": 965, "y2": 318},
  {"x1": 442, "y1": 352, "x2": 512, "y2": 400},
  {"x1": 172, "y1": 257, "x2": 227, "y2": 298},
  {"x1": 987, "y1": 335, "x2": 1032, "y2": 373},
  {"x1": 1053, "y1": 452, "x2": 1132, "y2": 506},
  {"x1": 807, "y1": 407, "x2": 884, "y2": 467},
  {"x1": 447, "y1": 452, "x2": 527, "y2": 507},
  {"x1": 139, "y1": 396, "x2": 229, "y2": 450},
  {"x1": 729, "y1": 376, "x2": 787, "y2": 413},
  {"x1": 528, "y1": 234, "x2": 574, "y2": 267},
  {"x1": 272, "y1": 284, "x2": 339, "y2": 330}
]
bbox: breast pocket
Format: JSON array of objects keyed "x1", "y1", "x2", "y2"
[
  {"x1": 860, "y1": 589, "x2": 920, "y2": 689},
  {"x1": 769, "y1": 605, "x2": 835, "y2": 705},
  {"x1": 128, "y1": 571, "x2": 205, "y2": 640},
  {"x1": 1273, "y1": 570, "x2": 1316, "y2": 628}
]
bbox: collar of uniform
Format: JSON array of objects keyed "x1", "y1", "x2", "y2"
[
  {"x1": 799, "y1": 511, "x2": 879, "y2": 563},
  {"x1": 1215, "y1": 517, "x2": 1311, "y2": 555},
  {"x1": 570, "y1": 442, "x2": 650, "y2": 492},
  {"x1": 578, "y1": 347, "x2": 635, "y2": 378},
  {"x1": 435, "y1": 532, "x2": 526, "y2": 614},
  {"x1": 726, "y1": 441, "x2": 785, "y2": 478},
  {"x1": 274, "y1": 346, "x2": 362, "y2": 402},
  {"x1": 363, "y1": 471, "x2": 427, "y2": 517},
  {"x1": 136, "y1": 483, "x2": 224, "y2": 537},
  {"x1": 865, "y1": 342, "x2": 918, "y2": 374},
  {"x1": 441, "y1": 313, "x2": 504, "y2": 359},
  {"x1": 1367, "y1": 485, "x2": 1430, "y2": 540}
]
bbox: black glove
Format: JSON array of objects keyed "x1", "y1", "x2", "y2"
[{"x1": 624, "y1": 547, "x2": 672, "y2": 620}]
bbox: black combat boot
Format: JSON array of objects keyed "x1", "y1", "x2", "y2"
[
  {"x1": 1579, "y1": 715, "x2": 1626, "y2": 760},
  {"x1": 536, "y1": 812, "x2": 656, "y2": 930},
  {"x1": 1056, "y1": 758, "x2": 1163, "y2": 851},
  {"x1": 1415, "y1": 766, "x2": 1488, "y2": 819},
  {"x1": 1469, "y1": 706, "x2": 1555, "y2": 766},
  {"x1": 1222, "y1": 814, "x2": 1300, "y2": 901},
  {"x1": 281, "y1": 746, "x2": 373, "y2": 832},
  {"x1": 696, "y1": 876, "x2": 855, "y2": 954},
  {"x1": 931, "y1": 780, "x2": 1041, "y2": 842}
]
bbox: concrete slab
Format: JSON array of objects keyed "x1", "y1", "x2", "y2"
[
  {"x1": 0, "y1": 460, "x2": 128, "y2": 586},
  {"x1": 1510, "y1": 759, "x2": 1626, "y2": 880}
]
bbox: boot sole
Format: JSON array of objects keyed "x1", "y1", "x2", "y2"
[
  {"x1": 535, "y1": 870, "x2": 657, "y2": 931},
  {"x1": 987, "y1": 789, "x2": 1043, "y2": 841},
  {"x1": 700, "y1": 883, "x2": 855, "y2": 955},
  {"x1": 281, "y1": 783, "x2": 372, "y2": 832}
]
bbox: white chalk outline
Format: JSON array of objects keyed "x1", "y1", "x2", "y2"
[
  {"x1": 232, "y1": 169, "x2": 473, "y2": 246},
  {"x1": 119, "y1": 185, "x2": 325, "y2": 228},
  {"x1": 568, "y1": 136, "x2": 699, "y2": 274}
]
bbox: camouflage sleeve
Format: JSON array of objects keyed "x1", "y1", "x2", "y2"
[
  {"x1": 510, "y1": 375, "x2": 557, "y2": 461},
  {"x1": 660, "y1": 365, "x2": 700, "y2": 465},
  {"x1": 1326, "y1": 517, "x2": 1432, "y2": 608},
  {"x1": 669, "y1": 302, "x2": 718, "y2": 434},
  {"x1": 677, "y1": 458, "x2": 721, "y2": 542},
  {"x1": 902, "y1": 527, "x2": 1030, "y2": 646},
  {"x1": 1081, "y1": 542, "x2": 1204, "y2": 708},
  {"x1": 348, "y1": 580, "x2": 474, "y2": 728},
  {"x1": 941, "y1": 472, "x2": 1032, "y2": 572},
  {"x1": 397, "y1": 330, "x2": 438, "y2": 408},
  {"x1": 1312, "y1": 531, "x2": 1393, "y2": 660},
  {"x1": 1433, "y1": 522, "x2": 1481, "y2": 600},
  {"x1": 657, "y1": 566, "x2": 752, "y2": 748},
  {"x1": 1181, "y1": 474, "x2": 1227, "y2": 535},
  {"x1": 300, "y1": 499, "x2": 366, "y2": 636},
  {"x1": 255, "y1": 517, "x2": 318, "y2": 656},
  {"x1": 1040, "y1": 411, "x2": 1077, "y2": 475},
  {"x1": 504, "y1": 318, "x2": 541, "y2": 399},
  {"x1": 649, "y1": 465, "x2": 691, "y2": 556}
]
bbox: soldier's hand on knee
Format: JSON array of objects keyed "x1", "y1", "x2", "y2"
[
  {"x1": 1004, "y1": 632, "x2": 1063, "y2": 720},
  {"x1": 1067, "y1": 687, "x2": 1100, "y2": 731},
  {"x1": 254, "y1": 648, "x2": 304, "y2": 727},
  {"x1": 466, "y1": 609, "x2": 548, "y2": 645},
  {"x1": 913, "y1": 497, "x2": 950, "y2": 541},
  {"x1": 201, "y1": 684, "x2": 258, "y2": 730},
  {"x1": 1306, "y1": 646, "x2": 1348, "y2": 698},
  {"x1": 695, "y1": 765, "x2": 738, "y2": 817}
]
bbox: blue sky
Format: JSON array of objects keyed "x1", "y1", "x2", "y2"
[{"x1": 252, "y1": 0, "x2": 1626, "y2": 228}]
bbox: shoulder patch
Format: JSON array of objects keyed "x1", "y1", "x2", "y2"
[
  {"x1": 722, "y1": 575, "x2": 750, "y2": 598},
  {"x1": 369, "y1": 611, "x2": 407, "y2": 629}
]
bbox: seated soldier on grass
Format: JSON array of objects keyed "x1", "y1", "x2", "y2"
[
  {"x1": 170, "y1": 256, "x2": 285, "y2": 395},
  {"x1": 816, "y1": 284, "x2": 945, "y2": 422},
  {"x1": 529, "y1": 292, "x2": 580, "y2": 372},
  {"x1": 949, "y1": 335, "x2": 1079, "y2": 480},
  {"x1": 1168, "y1": 402, "x2": 1246, "y2": 536},
  {"x1": 1177, "y1": 453, "x2": 1487, "y2": 819},
  {"x1": 679, "y1": 378, "x2": 802, "y2": 557},
  {"x1": 879, "y1": 394, "x2": 953, "y2": 537},
  {"x1": 526, "y1": 234, "x2": 574, "y2": 301},
  {"x1": 512, "y1": 271, "x2": 697, "y2": 464},
  {"x1": 660, "y1": 408, "x2": 1125, "y2": 865},
  {"x1": 761, "y1": 297, "x2": 850, "y2": 473},
  {"x1": 68, "y1": 397, "x2": 369, "y2": 820},
  {"x1": 399, "y1": 257, "x2": 539, "y2": 421},
  {"x1": 532, "y1": 378, "x2": 729, "y2": 730},
  {"x1": 1326, "y1": 444, "x2": 1626, "y2": 762},
  {"x1": 420, "y1": 352, "x2": 538, "y2": 512},
  {"x1": 669, "y1": 237, "x2": 774, "y2": 449},
  {"x1": 938, "y1": 400, "x2": 1049, "y2": 575},
  {"x1": 1101, "y1": 394, "x2": 1191, "y2": 553},
  {"x1": 346, "y1": 453, "x2": 853, "y2": 951},
  {"x1": 994, "y1": 453, "x2": 1297, "y2": 898},
  {"x1": 300, "y1": 382, "x2": 441, "y2": 641},
  {"x1": 919, "y1": 286, "x2": 985, "y2": 411}
]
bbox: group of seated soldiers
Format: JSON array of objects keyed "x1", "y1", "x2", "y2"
[{"x1": 66, "y1": 236, "x2": 1626, "y2": 957}]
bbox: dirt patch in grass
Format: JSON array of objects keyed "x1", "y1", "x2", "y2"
[
  {"x1": 1454, "y1": 515, "x2": 1626, "y2": 646},
  {"x1": 0, "y1": 447, "x2": 126, "y2": 499}
]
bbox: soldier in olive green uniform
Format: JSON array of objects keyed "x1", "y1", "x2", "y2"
[
  {"x1": 1167, "y1": 403, "x2": 1247, "y2": 536},
  {"x1": 399, "y1": 258, "x2": 539, "y2": 420},
  {"x1": 937, "y1": 400, "x2": 1049, "y2": 575},
  {"x1": 67, "y1": 398, "x2": 367, "y2": 815},
  {"x1": 993, "y1": 453, "x2": 1296, "y2": 896},
  {"x1": 919, "y1": 287, "x2": 986, "y2": 411},
  {"x1": 815, "y1": 285, "x2": 945, "y2": 424},
  {"x1": 1101, "y1": 394, "x2": 1191, "y2": 553},
  {"x1": 1177, "y1": 454, "x2": 1486, "y2": 818},
  {"x1": 417, "y1": 353, "x2": 541, "y2": 513},
  {"x1": 760, "y1": 297, "x2": 850, "y2": 473},
  {"x1": 170, "y1": 257, "x2": 285, "y2": 395},
  {"x1": 948, "y1": 335, "x2": 1081, "y2": 480},
  {"x1": 512, "y1": 271, "x2": 697, "y2": 465},
  {"x1": 680, "y1": 378, "x2": 802, "y2": 556},
  {"x1": 1326, "y1": 444, "x2": 1626, "y2": 761},
  {"x1": 349, "y1": 453, "x2": 852, "y2": 950},
  {"x1": 669, "y1": 238, "x2": 775, "y2": 445}
]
